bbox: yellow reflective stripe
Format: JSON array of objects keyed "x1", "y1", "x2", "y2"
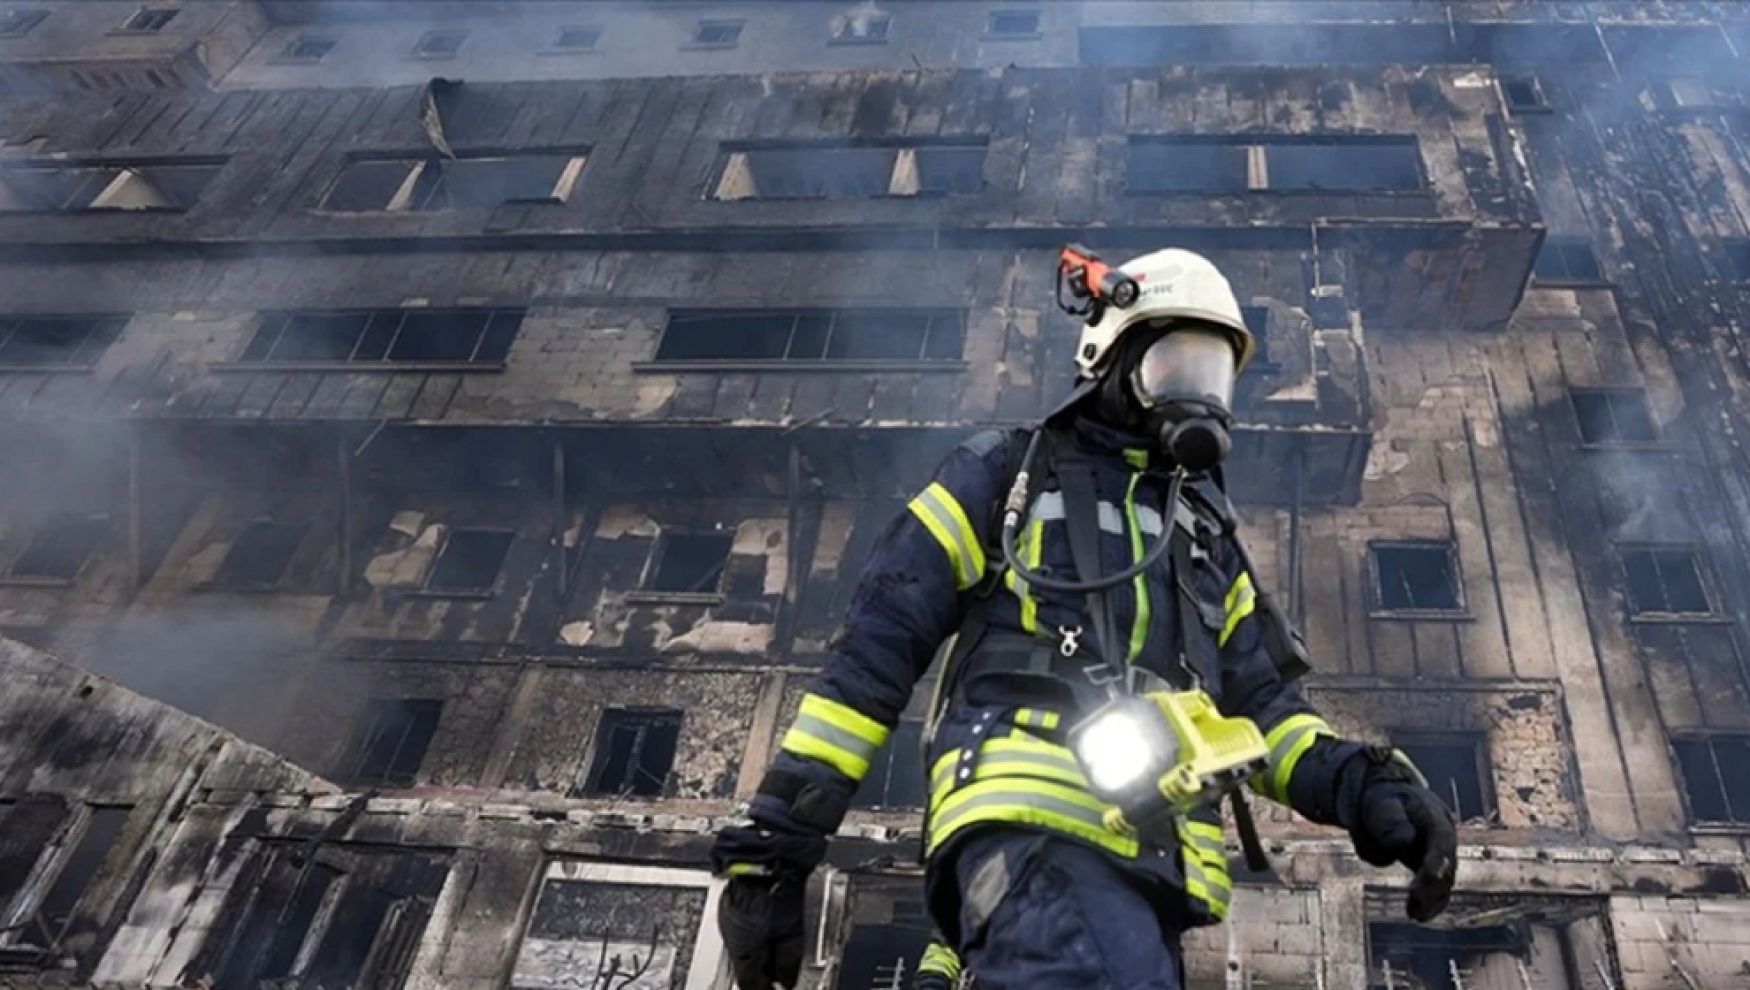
[
  {"x1": 919, "y1": 943, "x2": 962, "y2": 980},
  {"x1": 929, "y1": 738, "x2": 1091, "y2": 805},
  {"x1": 780, "y1": 694, "x2": 891, "y2": 781},
  {"x1": 1183, "y1": 861, "x2": 1232, "y2": 920},
  {"x1": 1251, "y1": 714, "x2": 1334, "y2": 803},
  {"x1": 1123, "y1": 448, "x2": 1150, "y2": 470},
  {"x1": 1181, "y1": 819, "x2": 1224, "y2": 844},
  {"x1": 1004, "y1": 517, "x2": 1044, "y2": 633},
  {"x1": 1124, "y1": 471, "x2": 1151, "y2": 663},
  {"x1": 1220, "y1": 571, "x2": 1258, "y2": 648},
  {"x1": 1013, "y1": 707, "x2": 1060, "y2": 731},
  {"x1": 908, "y1": 481, "x2": 985, "y2": 591},
  {"x1": 724, "y1": 863, "x2": 770, "y2": 877},
  {"x1": 927, "y1": 777, "x2": 1139, "y2": 858}
]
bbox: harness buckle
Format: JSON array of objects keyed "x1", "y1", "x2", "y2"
[{"x1": 1058, "y1": 625, "x2": 1084, "y2": 657}]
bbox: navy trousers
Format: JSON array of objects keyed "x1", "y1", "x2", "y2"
[{"x1": 948, "y1": 830, "x2": 1186, "y2": 990}]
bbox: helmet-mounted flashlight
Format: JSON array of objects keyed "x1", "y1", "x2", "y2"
[
  {"x1": 1057, "y1": 243, "x2": 1141, "y2": 321},
  {"x1": 1069, "y1": 691, "x2": 1271, "y2": 838}
]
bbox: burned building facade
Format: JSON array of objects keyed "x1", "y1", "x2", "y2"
[{"x1": 1, "y1": 0, "x2": 1749, "y2": 986}]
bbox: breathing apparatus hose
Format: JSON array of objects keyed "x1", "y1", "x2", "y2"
[{"x1": 999, "y1": 428, "x2": 1187, "y2": 594}]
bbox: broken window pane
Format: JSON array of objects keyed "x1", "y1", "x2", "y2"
[
  {"x1": 581, "y1": 708, "x2": 683, "y2": 797},
  {"x1": 1129, "y1": 139, "x2": 1250, "y2": 193},
  {"x1": 338, "y1": 698, "x2": 442, "y2": 786},
  {"x1": 853, "y1": 720, "x2": 927, "y2": 809},
  {"x1": 425, "y1": 528, "x2": 513, "y2": 594},
  {"x1": 1394, "y1": 735, "x2": 1494, "y2": 823},
  {"x1": 0, "y1": 315, "x2": 123, "y2": 367},
  {"x1": 1372, "y1": 542, "x2": 1463, "y2": 612},
  {"x1": 1571, "y1": 388, "x2": 1657, "y2": 445},
  {"x1": 35, "y1": 806, "x2": 131, "y2": 941},
  {"x1": 1370, "y1": 920, "x2": 1528, "y2": 989},
  {"x1": 512, "y1": 873, "x2": 707, "y2": 990},
  {"x1": 1673, "y1": 735, "x2": 1750, "y2": 823},
  {"x1": 0, "y1": 9, "x2": 47, "y2": 37},
  {"x1": 1621, "y1": 545, "x2": 1712, "y2": 615},
  {"x1": 121, "y1": 7, "x2": 177, "y2": 31},
  {"x1": 412, "y1": 29, "x2": 466, "y2": 57},
  {"x1": 1264, "y1": 139, "x2": 1423, "y2": 191},
  {"x1": 1533, "y1": 237, "x2": 1602, "y2": 282},
  {"x1": 914, "y1": 146, "x2": 985, "y2": 194},
  {"x1": 553, "y1": 26, "x2": 601, "y2": 50},
  {"x1": 833, "y1": 11, "x2": 890, "y2": 43},
  {"x1": 987, "y1": 9, "x2": 1040, "y2": 36},
  {"x1": 692, "y1": 19, "x2": 742, "y2": 46},
  {"x1": 1501, "y1": 74, "x2": 1549, "y2": 111},
  {"x1": 647, "y1": 531, "x2": 734, "y2": 594},
  {"x1": 656, "y1": 309, "x2": 965, "y2": 363},
  {"x1": 9, "y1": 514, "x2": 106, "y2": 581},
  {"x1": 323, "y1": 160, "x2": 419, "y2": 211},
  {"x1": 210, "y1": 519, "x2": 309, "y2": 590}
]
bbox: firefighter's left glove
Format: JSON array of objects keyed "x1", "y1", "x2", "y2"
[
  {"x1": 1346, "y1": 747, "x2": 1458, "y2": 923},
  {"x1": 713, "y1": 824, "x2": 826, "y2": 990}
]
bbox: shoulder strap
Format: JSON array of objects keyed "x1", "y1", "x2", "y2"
[{"x1": 1047, "y1": 429, "x2": 1125, "y2": 680}]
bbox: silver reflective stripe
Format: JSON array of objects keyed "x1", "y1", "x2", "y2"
[
  {"x1": 930, "y1": 747, "x2": 1088, "y2": 795},
  {"x1": 931, "y1": 787, "x2": 1111, "y2": 837},
  {"x1": 790, "y1": 711, "x2": 882, "y2": 764},
  {"x1": 1182, "y1": 857, "x2": 1232, "y2": 906},
  {"x1": 1029, "y1": 492, "x2": 1191, "y2": 538},
  {"x1": 913, "y1": 484, "x2": 983, "y2": 583}
]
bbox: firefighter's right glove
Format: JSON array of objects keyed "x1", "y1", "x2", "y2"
[
  {"x1": 1345, "y1": 746, "x2": 1459, "y2": 923},
  {"x1": 712, "y1": 824, "x2": 825, "y2": 990}
]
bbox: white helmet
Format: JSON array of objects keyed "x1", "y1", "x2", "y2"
[{"x1": 1073, "y1": 248, "x2": 1255, "y2": 380}]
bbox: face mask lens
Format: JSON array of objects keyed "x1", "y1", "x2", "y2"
[{"x1": 1130, "y1": 326, "x2": 1237, "y2": 413}]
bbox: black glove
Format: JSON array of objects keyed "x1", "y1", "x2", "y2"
[
  {"x1": 1347, "y1": 748, "x2": 1458, "y2": 922},
  {"x1": 720, "y1": 873, "x2": 808, "y2": 990}
]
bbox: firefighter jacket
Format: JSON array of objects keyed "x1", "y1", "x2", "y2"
[{"x1": 747, "y1": 415, "x2": 1367, "y2": 933}]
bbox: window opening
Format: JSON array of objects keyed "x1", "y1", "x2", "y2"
[
  {"x1": 839, "y1": 886, "x2": 934, "y2": 990},
  {"x1": 0, "y1": 163, "x2": 219, "y2": 212},
  {"x1": 581, "y1": 708, "x2": 682, "y2": 797},
  {"x1": 0, "y1": 9, "x2": 46, "y2": 37},
  {"x1": 552, "y1": 26, "x2": 601, "y2": 51},
  {"x1": 1571, "y1": 388, "x2": 1658, "y2": 445},
  {"x1": 1240, "y1": 306, "x2": 1272, "y2": 367},
  {"x1": 1264, "y1": 140, "x2": 1422, "y2": 191},
  {"x1": 654, "y1": 309, "x2": 965, "y2": 364},
  {"x1": 691, "y1": 19, "x2": 743, "y2": 46},
  {"x1": 1621, "y1": 545, "x2": 1712, "y2": 616},
  {"x1": 912, "y1": 146, "x2": 984, "y2": 194},
  {"x1": 411, "y1": 29, "x2": 466, "y2": 58},
  {"x1": 121, "y1": 7, "x2": 177, "y2": 31},
  {"x1": 321, "y1": 154, "x2": 582, "y2": 211},
  {"x1": 8, "y1": 514, "x2": 106, "y2": 581},
  {"x1": 33, "y1": 806, "x2": 130, "y2": 942},
  {"x1": 1129, "y1": 140, "x2": 1252, "y2": 193},
  {"x1": 1727, "y1": 239, "x2": 1750, "y2": 281},
  {"x1": 646, "y1": 531, "x2": 734, "y2": 594},
  {"x1": 0, "y1": 315, "x2": 124, "y2": 368},
  {"x1": 1673, "y1": 735, "x2": 1750, "y2": 824},
  {"x1": 853, "y1": 720, "x2": 927, "y2": 809},
  {"x1": 1393, "y1": 734, "x2": 1494, "y2": 823},
  {"x1": 719, "y1": 146, "x2": 896, "y2": 200},
  {"x1": 239, "y1": 309, "x2": 523, "y2": 367},
  {"x1": 281, "y1": 35, "x2": 336, "y2": 61},
  {"x1": 338, "y1": 698, "x2": 442, "y2": 786},
  {"x1": 1533, "y1": 238, "x2": 1602, "y2": 283},
  {"x1": 1500, "y1": 74, "x2": 1549, "y2": 112},
  {"x1": 511, "y1": 868, "x2": 709, "y2": 990},
  {"x1": 832, "y1": 10, "x2": 890, "y2": 43},
  {"x1": 1371, "y1": 542, "x2": 1463, "y2": 613},
  {"x1": 424, "y1": 528, "x2": 513, "y2": 594},
  {"x1": 1128, "y1": 137, "x2": 1422, "y2": 193},
  {"x1": 986, "y1": 9, "x2": 1040, "y2": 37},
  {"x1": 210, "y1": 519, "x2": 309, "y2": 590}
]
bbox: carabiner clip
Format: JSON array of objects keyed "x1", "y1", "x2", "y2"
[{"x1": 1058, "y1": 625, "x2": 1084, "y2": 658}]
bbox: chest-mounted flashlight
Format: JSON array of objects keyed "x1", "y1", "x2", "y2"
[
  {"x1": 1058, "y1": 243, "x2": 1141, "y2": 323},
  {"x1": 1068, "y1": 691, "x2": 1269, "y2": 838}
]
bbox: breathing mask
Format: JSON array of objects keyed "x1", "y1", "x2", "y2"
[{"x1": 1128, "y1": 323, "x2": 1239, "y2": 473}]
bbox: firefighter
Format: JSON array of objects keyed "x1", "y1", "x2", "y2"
[{"x1": 712, "y1": 248, "x2": 1458, "y2": 990}]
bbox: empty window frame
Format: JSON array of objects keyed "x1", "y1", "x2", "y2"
[
  {"x1": 1571, "y1": 388, "x2": 1658, "y2": 445},
  {"x1": 832, "y1": 10, "x2": 890, "y2": 44},
  {"x1": 1673, "y1": 735, "x2": 1750, "y2": 824},
  {"x1": 411, "y1": 29, "x2": 466, "y2": 58},
  {"x1": 1532, "y1": 237, "x2": 1603, "y2": 283},
  {"x1": 8, "y1": 514, "x2": 106, "y2": 582},
  {"x1": 238, "y1": 309, "x2": 523, "y2": 367},
  {"x1": 424, "y1": 528, "x2": 513, "y2": 595},
  {"x1": 1370, "y1": 541, "x2": 1464, "y2": 614},
  {"x1": 986, "y1": 8, "x2": 1040, "y2": 37},
  {"x1": 1128, "y1": 136, "x2": 1424, "y2": 193},
  {"x1": 645, "y1": 531, "x2": 734, "y2": 595},
  {"x1": 853, "y1": 720, "x2": 927, "y2": 809},
  {"x1": 1394, "y1": 734, "x2": 1495, "y2": 823},
  {"x1": 580, "y1": 708, "x2": 682, "y2": 797},
  {"x1": 1654, "y1": 76, "x2": 1717, "y2": 111},
  {"x1": 0, "y1": 315, "x2": 124, "y2": 368},
  {"x1": 119, "y1": 6, "x2": 177, "y2": 32},
  {"x1": 713, "y1": 143, "x2": 985, "y2": 200},
  {"x1": 31, "y1": 806, "x2": 129, "y2": 945},
  {"x1": 0, "y1": 8, "x2": 47, "y2": 37},
  {"x1": 1500, "y1": 74, "x2": 1550, "y2": 112},
  {"x1": 0, "y1": 804, "x2": 132, "y2": 950},
  {"x1": 0, "y1": 162, "x2": 221, "y2": 212},
  {"x1": 690, "y1": 19, "x2": 743, "y2": 47},
  {"x1": 278, "y1": 35, "x2": 336, "y2": 61},
  {"x1": 209, "y1": 519, "x2": 309, "y2": 590},
  {"x1": 1726, "y1": 238, "x2": 1750, "y2": 281},
  {"x1": 321, "y1": 153, "x2": 585, "y2": 212},
  {"x1": 337, "y1": 698, "x2": 442, "y2": 786},
  {"x1": 550, "y1": 25, "x2": 601, "y2": 51},
  {"x1": 1240, "y1": 305, "x2": 1273, "y2": 367},
  {"x1": 1620, "y1": 544, "x2": 1713, "y2": 617},
  {"x1": 655, "y1": 309, "x2": 966, "y2": 364}
]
